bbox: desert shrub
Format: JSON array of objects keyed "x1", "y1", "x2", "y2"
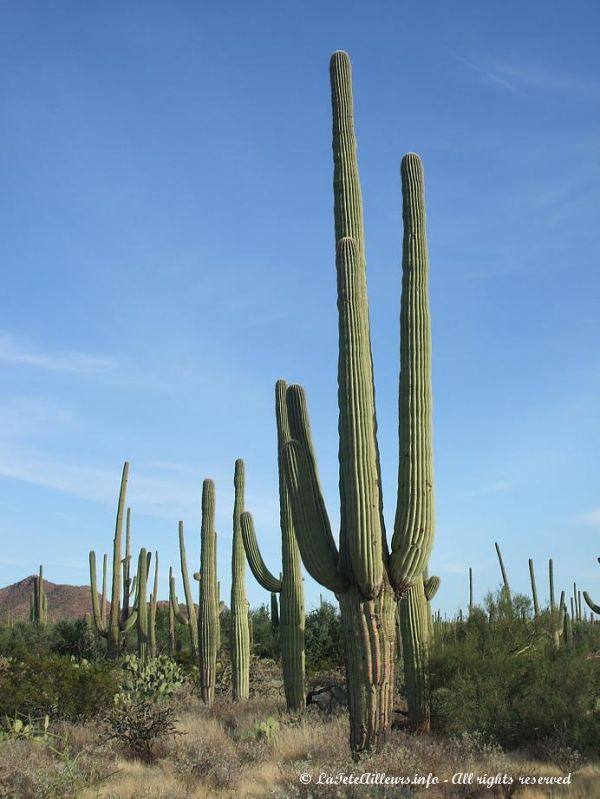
[
  {"x1": 250, "y1": 603, "x2": 280, "y2": 660},
  {"x1": 0, "y1": 654, "x2": 119, "y2": 721},
  {"x1": 50, "y1": 618, "x2": 102, "y2": 661},
  {"x1": 0, "y1": 621, "x2": 57, "y2": 657},
  {"x1": 304, "y1": 601, "x2": 345, "y2": 674},
  {"x1": 430, "y1": 591, "x2": 600, "y2": 753},
  {"x1": 102, "y1": 698, "x2": 182, "y2": 762}
]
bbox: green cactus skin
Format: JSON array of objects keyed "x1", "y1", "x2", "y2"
[
  {"x1": 168, "y1": 567, "x2": 176, "y2": 656},
  {"x1": 549, "y1": 558, "x2": 556, "y2": 611},
  {"x1": 175, "y1": 521, "x2": 199, "y2": 658},
  {"x1": 231, "y1": 459, "x2": 250, "y2": 701},
  {"x1": 149, "y1": 552, "x2": 159, "y2": 659},
  {"x1": 528, "y1": 558, "x2": 539, "y2": 617},
  {"x1": 199, "y1": 479, "x2": 218, "y2": 705},
  {"x1": 494, "y1": 542, "x2": 511, "y2": 600},
  {"x1": 551, "y1": 590, "x2": 566, "y2": 649},
  {"x1": 30, "y1": 565, "x2": 48, "y2": 626},
  {"x1": 241, "y1": 379, "x2": 306, "y2": 713},
  {"x1": 280, "y1": 54, "x2": 437, "y2": 754},
  {"x1": 399, "y1": 576, "x2": 431, "y2": 732},
  {"x1": 468, "y1": 567, "x2": 474, "y2": 616},
  {"x1": 89, "y1": 463, "x2": 138, "y2": 657},
  {"x1": 100, "y1": 554, "x2": 108, "y2": 628},
  {"x1": 122, "y1": 508, "x2": 132, "y2": 626},
  {"x1": 583, "y1": 557, "x2": 600, "y2": 614},
  {"x1": 136, "y1": 549, "x2": 150, "y2": 664},
  {"x1": 564, "y1": 611, "x2": 573, "y2": 647}
]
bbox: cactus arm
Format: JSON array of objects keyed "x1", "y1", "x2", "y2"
[
  {"x1": 169, "y1": 572, "x2": 188, "y2": 625},
  {"x1": 336, "y1": 237, "x2": 385, "y2": 598},
  {"x1": 583, "y1": 591, "x2": 600, "y2": 614},
  {"x1": 106, "y1": 462, "x2": 128, "y2": 656},
  {"x1": 423, "y1": 575, "x2": 440, "y2": 601},
  {"x1": 390, "y1": 155, "x2": 435, "y2": 594},
  {"x1": 284, "y1": 384, "x2": 349, "y2": 593},
  {"x1": 528, "y1": 558, "x2": 539, "y2": 617},
  {"x1": 283, "y1": 438, "x2": 349, "y2": 593},
  {"x1": 89, "y1": 551, "x2": 108, "y2": 637},
  {"x1": 122, "y1": 508, "x2": 132, "y2": 623},
  {"x1": 240, "y1": 512, "x2": 283, "y2": 593}
]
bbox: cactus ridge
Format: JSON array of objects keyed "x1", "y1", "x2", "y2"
[
  {"x1": 231, "y1": 459, "x2": 250, "y2": 701},
  {"x1": 199, "y1": 479, "x2": 219, "y2": 705}
]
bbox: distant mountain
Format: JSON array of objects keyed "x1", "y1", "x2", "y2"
[{"x1": 0, "y1": 575, "x2": 100, "y2": 623}]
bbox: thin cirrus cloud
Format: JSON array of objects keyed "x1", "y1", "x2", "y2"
[
  {"x1": 0, "y1": 332, "x2": 115, "y2": 374},
  {"x1": 577, "y1": 509, "x2": 600, "y2": 527},
  {"x1": 451, "y1": 51, "x2": 600, "y2": 101}
]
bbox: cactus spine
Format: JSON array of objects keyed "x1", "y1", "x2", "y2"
[
  {"x1": 241, "y1": 379, "x2": 306, "y2": 712},
  {"x1": 281, "y1": 53, "x2": 436, "y2": 753},
  {"x1": 231, "y1": 459, "x2": 250, "y2": 701},
  {"x1": 199, "y1": 479, "x2": 218, "y2": 705},
  {"x1": 89, "y1": 462, "x2": 138, "y2": 657}
]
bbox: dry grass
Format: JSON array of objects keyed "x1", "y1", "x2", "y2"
[{"x1": 0, "y1": 699, "x2": 597, "y2": 799}]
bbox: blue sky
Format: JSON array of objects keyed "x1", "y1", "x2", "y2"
[{"x1": 1, "y1": 1, "x2": 599, "y2": 616}]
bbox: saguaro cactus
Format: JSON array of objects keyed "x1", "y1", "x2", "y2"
[
  {"x1": 30, "y1": 565, "x2": 48, "y2": 626},
  {"x1": 241, "y1": 379, "x2": 306, "y2": 712},
  {"x1": 199, "y1": 479, "x2": 219, "y2": 705},
  {"x1": 169, "y1": 522, "x2": 199, "y2": 658},
  {"x1": 89, "y1": 462, "x2": 138, "y2": 657},
  {"x1": 494, "y1": 542, "x2": 511, "y2": 600},
  {"x1": 136, "y1": 549, "x2": 151, "y2": 663},
  {"x1": 231, "y1": 459, "x2": 250, "y2": 701},
  {"x1": 528, "y1": 558, "x2": 540, "y2": 617},
  {"x1": 281, "y1": 52, "x2": 437, "y2": 753}
]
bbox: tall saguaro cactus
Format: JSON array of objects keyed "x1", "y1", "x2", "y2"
[
  {"x1": 241, "y1": 379, "x2": 306, "y2": 712},
  {"x1": 169, "y1": 522, "x2": 199, "y2": 658},
  {"x1": 231, "y1": 459, "x2": 250, "y2": 701},
  {"x1": 199, "y1": 479, "x2": 219, "y2": 705},
  {"x1": 89, "y1": 462, "x2": 138, "y2": 657},
  {"x1": 30, "y1": 565, "x2": 48, "y2": 626},
  {"x1": 281, "y1": 52, "x2": 437, "y2": 754}
]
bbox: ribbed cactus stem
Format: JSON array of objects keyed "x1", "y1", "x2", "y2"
[
  {"x1": 177, "y1": 521, "x2": 199, "y2": 658},
  {"x1": 149, "y1": 552, "x2": 159, "y2": 658},
  {"x1": 101, "y1": 554, "x2": 108, "y2": 627},
  {"x1": 108, "y1": 462, "x2": 128, "y2": 657},
  {"x1": 122, "y1": 508, "x2": 132, "y2": 624},
  {"x1": 231, "y1": 459, "x2": 250, "y2": 701},
  {"x1": 270, "y1": 592, "x2": 279, "y2": 633},
  {"x1": 137, "y1": 549, "x2": 150, "y2": 663},
  {"x1": 399, "y1": 576, "x2": 431, "y2": 732},
  {"x1": 390, "y1": 153, "x2": 435, "y2": 595},
  {"x1": 528, "y1": 559, "x2": 539, "y2": 617},
  {"x1": 469, "y1": 567, "x2": 474, "y2": 616},
  {"x1": 494, "y1": 542, "x2": 511, "y2": 600},
  {"x1": 199, "y1": 479, "x2": 218, "y2": 705},
  {"x1": 168, "y1": 567, "x2": 176, "y2": 656},
  {"x1": 549, "y1": 558, "x2": 556, "y2": 611}
]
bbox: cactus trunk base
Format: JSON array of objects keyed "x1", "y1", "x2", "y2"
[
  {"x1": 399, "y1": 577, "x2": 431, "y2": 733},
  {"x1": 339, "y1": 583, "x2": 397, "y2": 756}
]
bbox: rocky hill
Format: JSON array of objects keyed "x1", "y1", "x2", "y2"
[{"x1": 0, "y1": 576, "x2": 99, "y2": 623}]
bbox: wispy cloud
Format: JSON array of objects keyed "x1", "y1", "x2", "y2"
[
  {"x1": 0, "y1": 333, "x2": 115, "y2": 374},
  {"x1": 451, "y1": 51, "x2": 600, "y2": 101},
  {"x1": 459, "y1": 480, "x2": 518, "y2": 499},
  {"x1": 577, "y1": 509, "x2": 600, "y2": 527}
]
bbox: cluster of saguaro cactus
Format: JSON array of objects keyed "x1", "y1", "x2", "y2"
[
  {"x1": 280, "y1": 52, "x2": 437, "y2": 754},
  {"x1": 89, "y1": 463, "x2": 138, "y2": 658},
  {"x1": 231, "y1": 459, "x2": 250, "y2": 701},
  {"x1": 199, "y1": 479, "x2": 219, "y2": 705},
  {"x1": 30, "y1": 565, "x2": 48, "y2": 626},
  {"x1": 241, "y1": 379, "x2": 306, "y2": 712}
]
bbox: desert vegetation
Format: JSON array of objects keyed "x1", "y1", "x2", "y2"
[{"x1": 1, "y1": 48, "x2": 599, "y2": 799}]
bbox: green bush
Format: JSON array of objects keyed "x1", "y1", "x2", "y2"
[
  {"x1": 0, "y1": 654, "x2": 119, "y2": 721},
  {"x1": 429, "y1": 591, "x2": 600, "y2": 754},
  {"x1": 304, "y1": 601, "x2": 344, "y2": 674},
  {"x1": 117, "y1": 654, "x2": 187, "y2": 703}
]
